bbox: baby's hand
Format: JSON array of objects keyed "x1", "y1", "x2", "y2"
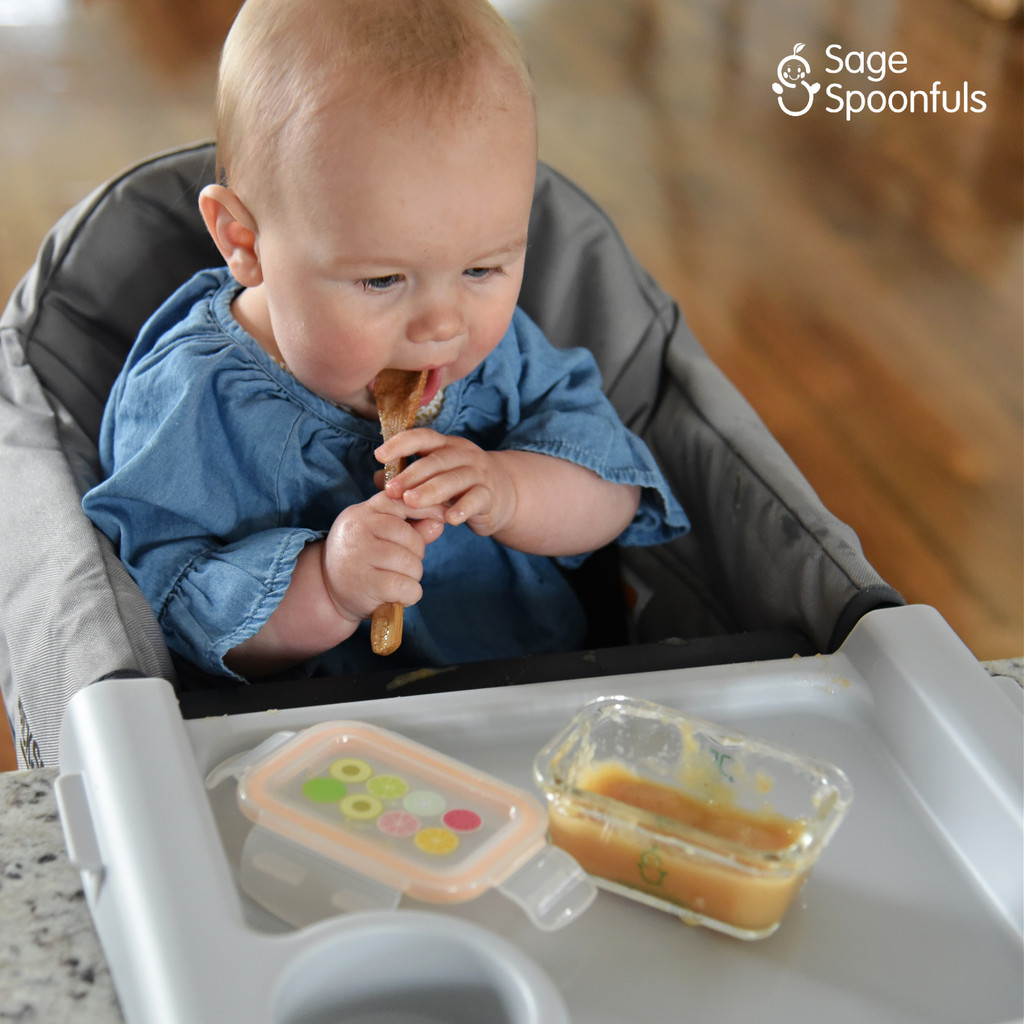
[
  {"x1": 321, "y1": 490, "x2": 445, "y2": 624},
  {"x1": 375, "y1": 430, "x2": 517, "y2": 538}
]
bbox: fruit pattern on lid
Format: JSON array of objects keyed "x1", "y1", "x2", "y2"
[
  {"x1": 236, "y1": 722, "x2": 549, "y2": 902},
  {"x1": 289, "y1": 755, "x2": 493, "y2": 865}
]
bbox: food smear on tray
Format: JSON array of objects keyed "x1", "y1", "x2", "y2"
[{"x1": 546, "y1": 762, "x2": 810, "y2": 935}]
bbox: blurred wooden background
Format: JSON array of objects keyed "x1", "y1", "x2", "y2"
[{"x1": 1, "y1": 0, "x2": 1020, "y2": 767}]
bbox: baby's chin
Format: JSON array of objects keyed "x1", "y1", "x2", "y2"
[{"x1": 321, "y1": 384, "x2": 379, "y2": 420}]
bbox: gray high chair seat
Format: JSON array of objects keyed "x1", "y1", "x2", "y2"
[{"x1": 0, "y1": 143, "x2": 902, "y2": 767}]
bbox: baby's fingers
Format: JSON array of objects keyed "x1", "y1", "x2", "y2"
[
  {"x1": 443, "y1": 484, "x2": 498, "y2": 530},
  {"x1": 384, "y1": 442, "x2": 478, "y2": 502},
  {"x1": 410, "y1": 518, "x2": 445, "y2": 544},
  {"x1": 374, "y1": 428, "x2": 446, "y2": 468},
  {"x1": 394, "y1": 461, "x2": 477, "y2": 509},
  {"x1": 366, "y1": 487, "x2": 446, "y2": 523}
]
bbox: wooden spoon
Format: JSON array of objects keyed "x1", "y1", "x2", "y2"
[{"x1": 370, "y1": 368, "x2": 428, "y2": 655}]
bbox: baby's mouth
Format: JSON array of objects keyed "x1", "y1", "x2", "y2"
[
  {"x1": 420, "y1": 367, "x2": 444, "y2": 408},
  {"x1": 370, "y1": 367, "x2": 444, "y2": 408}
]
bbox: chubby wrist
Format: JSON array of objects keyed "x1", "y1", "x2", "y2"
[
  {"x1": 477, "y1": 449, "x2": 521, "y2": 535},
  {"x1": 490, "y1": 451, "x2": 639, "y2": 556},
  {"x1": 308, "y1": 538, "x2": 365, "y2": 633},
  {"x1": 225, "y1": 539, "x2": 358, "y2": 677}
]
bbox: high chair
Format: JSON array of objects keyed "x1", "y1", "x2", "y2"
[{"x1": 0, "y1": 143, "x2": 901, "y2": 767}]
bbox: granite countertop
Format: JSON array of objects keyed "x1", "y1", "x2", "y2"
[
  {"x1": 1, "y1": 769, "x2": 121, "y2": 1023},
  {"x1": 2, "y1": 658, "x2": 1020, "y2": 1024}
]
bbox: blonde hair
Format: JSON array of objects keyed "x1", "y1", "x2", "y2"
[{"x1": 215, "y1": 0, "x2": 533, "y2": 208}]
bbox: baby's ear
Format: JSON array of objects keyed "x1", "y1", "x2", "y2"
[{"x1": 198, "y1": 185, "x2": 263, "y2": 287}]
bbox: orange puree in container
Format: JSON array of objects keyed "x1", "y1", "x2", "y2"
[{"x1": 546, "y1": 763, "x2": 808, "y2": 935}]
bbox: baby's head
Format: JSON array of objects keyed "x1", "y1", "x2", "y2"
[
  {"x1": 215, "y1": 0, "x2": 534, "y2": 211},
  {"x1": 201, "y1": 0, "x2": 538, "y2": 415}
]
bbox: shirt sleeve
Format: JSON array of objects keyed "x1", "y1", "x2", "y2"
[
  {"x1": 156, "y1": 528, "x2": 319, "y2": 677},
  {"x1": 82, "y1": 328, "x2": 320, "y2": 679},
  {"x1": 474, "y1": 309, "x2": 689, "y2": 567}
]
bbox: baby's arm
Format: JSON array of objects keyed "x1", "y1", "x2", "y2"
[
  {"x1": 377, "y1": 430, "x2": 640, "y2": 558},
  {"x1": 225, "y1": 491, "x2": 444, "y2": 676}
]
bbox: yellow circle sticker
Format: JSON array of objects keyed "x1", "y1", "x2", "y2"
[
  {"x1": 414, "y1": 827, "x2": 460, "y2": 855},
  {"x1": 329, "y1": 758, "x2": 373, "y2": 783},
  {"x1": 339, "y1": 793, "x2": 383, "y2": 821}
]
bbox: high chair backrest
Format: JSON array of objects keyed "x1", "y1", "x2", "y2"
[{"x1": 0, "y1": 144, "x2": 901, "y2": 766}]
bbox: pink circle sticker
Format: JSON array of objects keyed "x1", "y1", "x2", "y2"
[
  {"x1": 442, "y1": 809, "x2": 483, "y2": 832},
  {"x1": 377, "y1": 810, "x2": 420, "y2": 838}
]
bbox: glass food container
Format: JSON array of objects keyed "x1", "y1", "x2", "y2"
[
  {"x1": 209, "y1": 721, "x2": 596, "y2": 931},
  {"x1": 533, "y1": 696, "x2": 853, "y2": 939}
]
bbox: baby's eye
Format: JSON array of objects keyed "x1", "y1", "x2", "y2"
[
  {"x1": 463, "y1": 266, "x2": 502, "y2": 281},
  {"x1": 360, "y1": 274, "x2": 404, "y2": 292}
]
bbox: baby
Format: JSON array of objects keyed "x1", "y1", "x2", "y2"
[{"x1": 83, "y1": 0, "x2": 688, "y2": 682}]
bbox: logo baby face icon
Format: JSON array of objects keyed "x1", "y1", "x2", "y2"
[{"x1": 772, "y1": 43, "x2": 821, "y2": 116}]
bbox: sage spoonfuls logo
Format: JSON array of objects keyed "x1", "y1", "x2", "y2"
[{"x1": 772, "y1": 43, "x2": 820, "y2": 116}]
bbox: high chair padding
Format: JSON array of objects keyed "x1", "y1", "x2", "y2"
[{"x1": 0, "y1": 144, "x2": 901, "y2": 766}]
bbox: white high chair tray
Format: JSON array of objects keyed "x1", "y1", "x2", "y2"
[{"x1": 58, "y1": 605, "x2": 1023, "y2": 1024}]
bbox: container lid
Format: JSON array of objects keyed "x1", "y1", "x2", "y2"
[{"x1": 207, "y1": 721, "x2": 595, "y2": 930}]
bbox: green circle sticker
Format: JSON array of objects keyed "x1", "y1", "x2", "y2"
[
  {"x1": 302, "y1": 777, "x2": 347, "y2": 803},
  {"x1": 366, "y1": 774, "x2": 409, "y2": 800}
]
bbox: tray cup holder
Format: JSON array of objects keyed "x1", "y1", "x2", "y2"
[{"x1": 274, "y1": 910, "x2": 571, "y2": 1024}]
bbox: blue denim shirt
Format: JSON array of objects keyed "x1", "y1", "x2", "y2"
[{"x1": 83, "y1": 268, "x2": 688, "y2": 679}]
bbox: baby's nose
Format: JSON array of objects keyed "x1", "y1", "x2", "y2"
[
  {"x1": 407, "y1": 285, "x2": 466, "y2": 344},
  {"x1": 407, "y1": 301, "x2": 465, "y2": 344}
]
